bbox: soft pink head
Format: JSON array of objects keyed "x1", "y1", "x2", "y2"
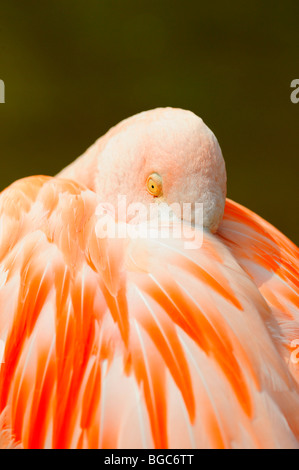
[{"x1": 72, "y1": 107, "x2": 227, "y2": 232}]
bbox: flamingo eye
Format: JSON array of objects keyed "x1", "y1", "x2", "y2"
[{"x1": 146, "y1": 173, "x2": 163, "y2": 197}]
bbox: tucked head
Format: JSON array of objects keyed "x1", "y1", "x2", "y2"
[{"x1": 61, "y1": 107, "x2": 227, "y2": 232}]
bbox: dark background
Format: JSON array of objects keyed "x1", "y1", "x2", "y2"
[{"x1": 0, "y1": 1, "x2": 298, "y2": 244}]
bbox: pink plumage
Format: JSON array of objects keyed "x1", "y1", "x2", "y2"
[{"x1": 0, "y1": 108, "x2": 298, "y2": 448}]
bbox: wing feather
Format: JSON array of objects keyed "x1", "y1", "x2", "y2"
[{"x1": 219, "y1": 199, "x2": 299, "y2": 384}]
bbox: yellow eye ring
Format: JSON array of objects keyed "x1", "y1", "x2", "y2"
[{"x1": 146, "y1": 173, "x2": 163, "y2": 197}]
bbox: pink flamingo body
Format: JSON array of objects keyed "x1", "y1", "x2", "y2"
[{"x1": 0, "y1": 108, "x2": 298, "y2": 448}]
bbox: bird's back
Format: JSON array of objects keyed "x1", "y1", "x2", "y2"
[{"x1": 0, "y1": 176, "x2": 298, "y2": 448}]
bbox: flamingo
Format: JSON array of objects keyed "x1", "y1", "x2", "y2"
[{"x1": 0, "y1": 107, "x2": 298, "y2": 449}]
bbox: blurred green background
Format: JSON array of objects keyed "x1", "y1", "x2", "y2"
[{"x1": 0, "y1": 0, "x2": 298, "y2": 243}]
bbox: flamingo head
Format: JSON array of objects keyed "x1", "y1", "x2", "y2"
[{"x1": 94, "y1": 107, "x2": 227, "y2": 233}]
